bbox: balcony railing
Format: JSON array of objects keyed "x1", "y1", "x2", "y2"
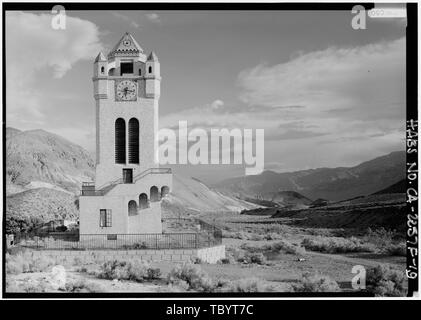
[{"x1": 80, "y1": 167, "x2": 172, "y2": 196}]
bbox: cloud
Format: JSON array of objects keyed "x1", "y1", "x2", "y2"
[
  {"x1": 161, "y1": 37, "x2": 405, "y2": 171},
  {"x1": 6, "y1": 11, "x2": 103, "y2": 129},
  {"x1": 7, "y1": 11, "x2": 103, "y2": 79},
  {"x1": 210, "y1": 99, "x2": 224, "y2": 110},
  {"x1": 145, "y1": 13, "x2": 161, "y2": 24},
  {"x1": 237, "y1": 37, "x2": 405, "y2": 121},
  {"x1": 111, "y1": 12, "x2": 141, "y2": 29}
]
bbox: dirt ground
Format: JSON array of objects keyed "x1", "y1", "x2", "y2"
[
  {"x1": 6, "y1": 209, "x2": 406, "y2": 293},
  {"x1": 6, "y1": 236, "x2": 405, "y2": 293}
]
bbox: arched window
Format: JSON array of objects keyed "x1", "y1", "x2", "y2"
[
  {"x1": 150, "y1": 186, "x2": 160, "y2": 202},
  {"x1": 115, "y1": 118, "x2": 126, "y2": 164},
  {"x1": 161, "y1": 186, "x2": 170, "y2": 198},
  {"x1": 108, "y1": 68, "x2": 115, "y2": 76},
  {"x1": 148, "y1": 66, "x2": 152, "y2": 74},
  {"x1": 128, "y1": 118, "x2": 139, "y2": 164},
  {"x1": 139, "y1": 193, "x2": 149, "y2": 209},
  {"x1": 101, "y1": 66, "x2": 105, "y2": 73},
  {"x1": 139, "y1": 69, "x2": 142, "y2": 76},
  {"x1": 128, "y1": 200, "x2": 137, "y2": 216}
]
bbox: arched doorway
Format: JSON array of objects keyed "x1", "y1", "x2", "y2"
[
  {"x1": 150, "y1": 186, "x2": 160, "y2": 202},
  {"x1": 161, "y1": 186, "x2": 170, "y2": 198},
  {"x1": 128, "y1": 200, "x2": 137, "y2": 216},
  {"x1": 139, "y1": 193, "x2": 149, "y2": 209}
]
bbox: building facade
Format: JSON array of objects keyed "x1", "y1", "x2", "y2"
[{"x1": 79, "y1": 32, "x2": 172, "y2": 234}]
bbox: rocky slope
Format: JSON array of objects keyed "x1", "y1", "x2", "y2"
[
  {"x1": 6, "y1": 128, "x2": 95, "y2": 193},
  {"x1": 216, "y1": 151, "x2": 405, "y2": 201}
]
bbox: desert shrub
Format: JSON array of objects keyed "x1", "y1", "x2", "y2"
[
  {"x1": 7, "y1": 278, "x2": 50, "y2": 293},
  {"x1": 383, "y1": 243, "x2": 406, "y2": 256},
  {"x1": 219, "y1": 258, "x2": 232, "y2": 264},
  {"x1": 303, "y1": 228, "x2": 336, "y2": 237},
  {"x1": 244, "y1": 252, "x2": 266, "y2": 265},
  {"x1": 6, "y1": 251, "x2": 56, "y2": 274},
  {"x1": 240, "y1": 240, "x2": 305, "y2": 256},
  {"x1": 239, "y1": 243, "x2": 261, "y2": 253},
  {"x1": 363, "y1": 228, "x2": 398, "y2": 247},
  {"x1": 365, "y1": 265, "x2": 406, "y2": 297},
  {"x1": 64, "y1": 279, "x2": 105, "y2": 293},
  {"x1": 248, "y1": 233, "x2": 265, "y2": 241},
  {"x1": 76, "y1": 266, "x2": 88, "y2": 273},
  {"x1": 301, "y1": 236, "x2": 374, "y2": 254},
  {"x1": 167, "y1": 264, "x2": 214, "y2": 292},
  {"x1": 293, "y1": 273, "x2": 340, "y2": 292},
  {"x1": 97, "y1": 259, "x2": 158, "y2": 282},
  {"x1": 146, "y1": 267, "x2": 162, "y2": 280},
  {"x1": 221, "y1": 278, "x2": 275, "y2": 292},
  {"x1": 22, "y1": 280, "x2": 49, "y2": 293},
  {"x1": 191, "y1": 257, "x2": 203, "y2": 264},
  {"x1": 264, "y1": 233, "x2": 284, "y2": 241},
  {"x1": 265, "y1": 240, "x2": 306, "y2": 255}
]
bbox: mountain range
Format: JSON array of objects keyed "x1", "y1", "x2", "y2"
[{"x1": 215, "y1": 151, "x2": 405, "y2": 201}]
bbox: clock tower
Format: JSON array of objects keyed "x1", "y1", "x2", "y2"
[
  {"x1": 93, "y1": 32, "x2": 161, "y2": 188},
  {"x1": 79, "y1": 33, "x2": 172, "y2": 235}
]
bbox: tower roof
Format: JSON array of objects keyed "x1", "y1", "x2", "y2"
[
  {"x1": 147, "y1": 51, "x2": 159, "y2": 62},
  {"x1": 94, "y1": 52, "x2": 107, "y2": 62},
  {"x1": 108, "y1": 32, "x2": 144, "y2": 58}
]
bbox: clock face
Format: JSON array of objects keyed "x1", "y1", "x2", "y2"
[{"x1": 116, "y1": 80, "x2": 137, "y2": 101}]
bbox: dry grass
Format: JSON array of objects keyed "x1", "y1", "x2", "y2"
[
  {"x1": 240, "y1": 240, "x2": 306, "y2": 256},
  {"x1": 301, "y1": 236, "x2": 374, "y2": 254},
  {"x1": 94, "y1": 259, "x2": 161, "y2": 282},
  {"x1": 167, "y1": 264, "x2": 214, "y2": 292},
  {"x1": 64, "y1": 279, "x2": 105, "y2": 293},
  {"x1": 366, "y1": 265, "x2": 406, "y2": 297},
  {"x1": 6, "y1": 250, "x2": 56, "y2": 274},
  {"x1": 292, "y1": 273, "x2": 340, "y2": 292},
  {"x1": 219, "y1": 277, "x2": 276, "y2": 292}
]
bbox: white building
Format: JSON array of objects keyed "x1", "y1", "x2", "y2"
[{"x1": 79, "y1": 32, "x2": 172, "y2": 235}]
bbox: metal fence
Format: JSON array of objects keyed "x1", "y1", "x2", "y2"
[{"x1": 11, "y1": 218, "x2": 222, "y2": 251}]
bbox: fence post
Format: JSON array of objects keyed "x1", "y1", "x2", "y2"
[{"x1": 195, "y1": 233, "x2": 198, "y2": 248}]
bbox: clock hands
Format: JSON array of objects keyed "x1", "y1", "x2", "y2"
[{"x1": 118, "y1": 82, "x2": 136, "y2": 100}]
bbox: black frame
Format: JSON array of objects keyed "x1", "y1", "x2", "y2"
[{"x1": 2, "y1": 2, "x2": 418, "y2": 300}]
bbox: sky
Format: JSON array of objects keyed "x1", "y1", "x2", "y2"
[{"x1": 5, "y1": 9, "x2": 406, "y2": 184}]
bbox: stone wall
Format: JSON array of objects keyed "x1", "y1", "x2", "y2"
[{"x1": 30, "y1": 245, "x2": 225, "y2": 264}]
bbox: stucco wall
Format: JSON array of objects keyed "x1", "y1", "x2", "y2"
[
  {"x1": 79, "y1": 173, "x2": 171, "y2": 234},
  {"x1": 29, "y1": 245, "x2": 225, "y2": 264},
  {"x1": 95, "y1": 93, "x2": 159, "y2": 189}
]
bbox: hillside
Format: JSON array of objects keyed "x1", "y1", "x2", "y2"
[
  {"x1": 162, "y1": 174, "x2": 258, "y2": 217},
  {"x1": 6, "y1": 127, "x2": 95, "y2": 193},
  {"x1": 216, "y1": 151, "x2": 405, "y2": 201},
  {"x1": 269, "y1": 193, "x2": 406, "y2": 231},
  {"x1": 6, "y1": 188, "x2": 79, "y2": 233},
  {"x1": 373, "y1": 179, "x2": 405, "y2": 195}
]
